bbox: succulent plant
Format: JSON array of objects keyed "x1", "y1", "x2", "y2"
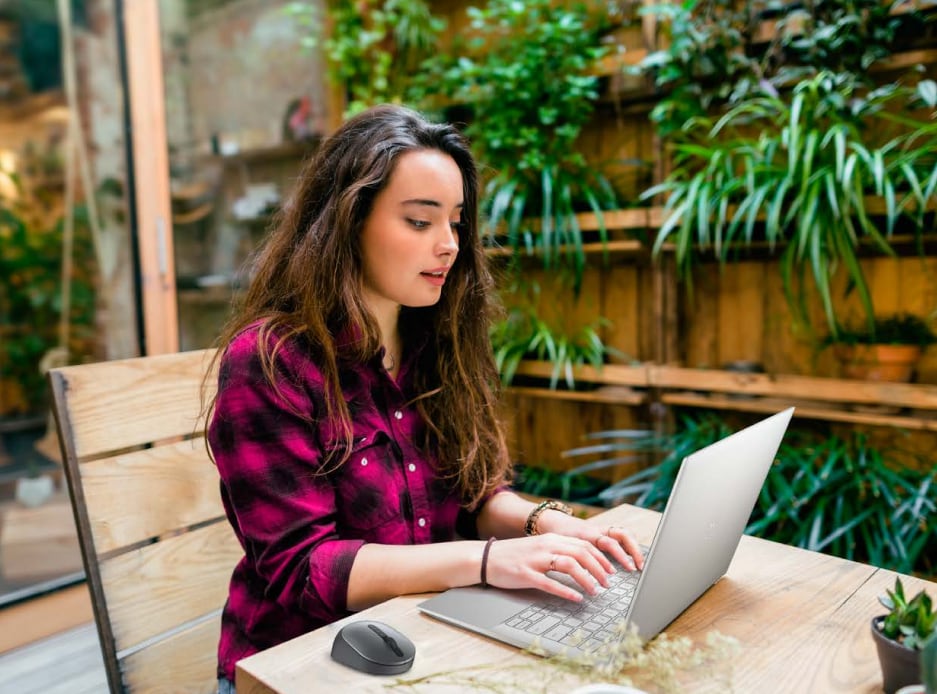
[{"x1": 878, "y1": 578, "x2": 937, "y2": 651}]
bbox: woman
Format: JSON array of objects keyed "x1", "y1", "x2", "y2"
[{"x1": 208, "y1": 104, "x2": 644, "y2": 688}]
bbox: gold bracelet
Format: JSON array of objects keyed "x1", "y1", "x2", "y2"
[{"x1": 524, "y1": 499, "x2": 573, "y2": 536}]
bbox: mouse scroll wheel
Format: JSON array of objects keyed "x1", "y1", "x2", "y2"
[{"x1": 368, "y1": 624, "x2": 404, "y2": 657}]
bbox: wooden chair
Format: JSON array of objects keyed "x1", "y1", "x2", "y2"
[{"x1": 49, "y1": 349, "x2": 242, "y2": 693}]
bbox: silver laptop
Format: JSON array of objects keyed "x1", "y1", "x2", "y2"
[{"x1": 418, "y1": 407, "x2": 794, "y2": 656}]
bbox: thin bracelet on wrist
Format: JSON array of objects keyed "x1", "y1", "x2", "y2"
[
  {"x1": 480, "y1": 536, "x2": 496, "y2": 588},
  {"x1": 524, "y1": 499, "x2": 573, "y2": 536}
]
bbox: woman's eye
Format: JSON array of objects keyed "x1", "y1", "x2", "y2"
[
  {"x1": 407, "y1": 218, "x2": 431, "y2": 230},
  {"x1": 450, "y1": 221, "x2": 463, "y2": 233}
]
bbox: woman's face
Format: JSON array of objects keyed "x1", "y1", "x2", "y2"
[{"x1": 359, "y1": 148, "x2": 462, "y2": 321}]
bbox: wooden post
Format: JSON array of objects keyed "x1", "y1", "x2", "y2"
[{"x1": 123, "y1": 0, "x2": 178, "y2": 354}]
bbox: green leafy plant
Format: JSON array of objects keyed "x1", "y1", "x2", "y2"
[
  {"x1": 638, "y1": 0, "x2": 755, "y2": 138},
  {"x1": 432, "y1": 0, "x2": 619, "y2": 290},
  {"x1": 644, "y1": 71, "x2": 937, "y2": 336},
  {"x1": 0, "y1": 172, "x2": 97, "y2": 416},
  {"x1": 563, "y1": 413, "x2": 729, "y2": 508},
  {"x1": 744, "y1": 429, "x2": 934, "y2": 574},
  {"x1": 490, "y1": 302, "x2": 623, "y2": 390},
  {"x1": 566, "y1": 411, "x2": 937, "y2": 575},
  {"x1": 512, "y1": 463, "x2": 609, "y2": 507},
  {"x1": 286, "y1": 0, "x2": 444, "y2": 116},
  {"x1": 826, "y1": 313, "x2": 937, "y2": 348},
  {"x1": 638, "y1": 0, "x2": 911, "y2": 139},
  {"x1": 878, "y1": 578, "x2": 937, "y2": 651}
]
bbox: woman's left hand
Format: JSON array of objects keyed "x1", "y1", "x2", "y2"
[{"x1": 537, "y1": 510, "x2": 645, "y2": 572}]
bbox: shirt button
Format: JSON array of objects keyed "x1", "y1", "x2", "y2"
[
  {"x1": 394, "y1": 410, "x2": 403, "y2": 420},
  {"x1": 408, "y1": 463, "x2": 416, "y2": 472},
  {"x1": 417, "y1": 518, "x2": 426, "y2": 527},
  {"x1": 360, "y1": 457, "x2": 368, "y2": 466}
]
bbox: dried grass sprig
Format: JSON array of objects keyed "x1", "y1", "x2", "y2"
[{"x1": 389, "y1": 623, "x2": 739, "y2": 693}]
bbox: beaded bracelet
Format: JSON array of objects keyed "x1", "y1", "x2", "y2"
[{"x1": 524, "y1": 499, "x2": 573, "y2": 536}]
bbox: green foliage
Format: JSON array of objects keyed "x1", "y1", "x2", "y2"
[
  {"x1": 749, "y1": 430, "x2": 935, "y2": 574},
  {"x1": 776, "y1": 0, "x2": 903, "y2": 77},
  {"x1": 878, "y1": 578, "x2": 937, "y2": 651},
  {"x1": 565, "y1": 411, "x2": 937, "y2": 575},
  {"x1": 639, "y1": 0, "x2": 909, "y2": 138},
  {"x1": 286, "y1": 0, "x2": 445, "y2": 116},
  {"x1": 490, "y1": 303, "x2": 622, "y2": 390},
  {"x1": 564, "y1": 413, "x2": 730, "y2": 509},
  {"x1": 0, "y1": 173, "x2": 97, "y2": 415},
  {"x1": 512, "y1": 463, "x2": 608, "y2": 506},
  {"x1": 644, "y1": 71, "x2": 937, "y2": 336},
  {"x1": 827, "y1": 313, "x2": 937, "y2": 347},
  {"x1": 638, "y1": 0, "x2": 755, "y2": 138},
  {"x1": 432, "y1": 0, "x2": 619, "y2": 290}
]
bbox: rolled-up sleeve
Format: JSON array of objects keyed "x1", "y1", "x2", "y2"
[{"x1": 209, "y1": 331, "x2": 363, "y2": 623}]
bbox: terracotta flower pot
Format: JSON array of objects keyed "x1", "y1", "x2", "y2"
[
  {"x1": 872, "y1": 616, "x2": 922, "y2": 694},
  {"x1": 835, "y1": 344, "x2": 922, "y2": 382}
]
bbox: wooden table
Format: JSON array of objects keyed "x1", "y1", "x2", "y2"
[{"x1": 236, "y1": 503, "x2": 936, "y2": 693}]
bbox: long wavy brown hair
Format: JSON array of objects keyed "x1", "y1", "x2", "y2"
[{"x1": 206, "y1": 104, "x2": 510, "y2": 508}]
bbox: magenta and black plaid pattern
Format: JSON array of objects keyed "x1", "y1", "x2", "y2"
[{"x1": 209, "y1": 325, "x2": 482, "y2": 680}]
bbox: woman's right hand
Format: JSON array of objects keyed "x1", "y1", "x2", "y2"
[{"x1": 482, "y1": 533, "x2": 617, "y2": 602}]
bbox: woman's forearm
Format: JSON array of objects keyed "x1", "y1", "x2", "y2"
[
  {"x1": 346, "y1": 540, "x2": 486, "y2": 611},
  {"x1": 476, "y1": 490, "x2": 572, "y2": 539},
  {"x1": 346, "y1": 492, "x2": 595, "y2": 612},
  {"x1": 476, "y1": 490, "x2": 534, "y2": 538}
]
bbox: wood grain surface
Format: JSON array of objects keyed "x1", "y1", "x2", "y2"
[{"x1": 236, "y1": 504, "x2": 935, "y2": 694}]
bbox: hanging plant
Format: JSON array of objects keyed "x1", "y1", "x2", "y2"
[
  {"x1": 287, "y1": 0, "x2": 445, "y2": 117},
  {"x1": 432, "y1": 0, "x2": 620, "y2": 291}
]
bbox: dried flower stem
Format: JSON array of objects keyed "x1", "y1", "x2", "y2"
[{"x1": 389, "y1": 624, "x2": 739, "y2": 693}]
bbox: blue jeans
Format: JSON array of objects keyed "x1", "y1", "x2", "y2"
[{"x1": 218, "y1": 677, "x2": 236, "y2": 694}]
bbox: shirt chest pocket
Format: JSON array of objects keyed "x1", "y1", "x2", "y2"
[{"x1": 332, "y1": 431, "x2": 404, "y2": 533}]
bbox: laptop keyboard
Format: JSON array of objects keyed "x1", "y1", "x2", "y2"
[{"x1": 500, "y1": 568, "x2": 641, "y2": 653}]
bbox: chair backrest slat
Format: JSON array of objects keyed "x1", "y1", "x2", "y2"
[
  {"x1": 121, "y1": 618, "x2": 221, "y2": 694},
  {"x1": 56, "y1": 350, "x2": 215, "y2": 459},
  {"x1": 81, "y1": 440, "x2": 225, "y2": 553},
  {"x1": 50, "y1": 348, "x2": 237, "y2": 693},
  {"x1": 100, "y1": 521, "x2": 240, "y2": 650}
]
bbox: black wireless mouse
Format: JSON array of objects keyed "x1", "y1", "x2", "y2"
[{"x1": 330, "y1": 619, "x2": 416, "y2": 675}]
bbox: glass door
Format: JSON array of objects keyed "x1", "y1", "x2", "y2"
[{"x1": 152, "y1": 0, "x2": 329, "y2": 350}]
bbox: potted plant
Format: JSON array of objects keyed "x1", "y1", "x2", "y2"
[
  {"x1": 287, "y1": 0, "x2": 446, "y2": 118},
  {"x1": 427, "y1": 0, "x2": 621, "y2": 292},
  {"x1": 872, "y1": 577, "x2": 937, "y2": 694},
  {"x1": 827, "y1": 313, "x2": 937, "y2": 383},
  {"x1": 644, "y1": 71, "x2": 937, "y2": 337}
]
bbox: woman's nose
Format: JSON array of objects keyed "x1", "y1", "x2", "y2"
[{"x1": 437, "y1": 226, "x2": 459, "y2": 256}]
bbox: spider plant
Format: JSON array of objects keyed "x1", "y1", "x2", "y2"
[
  {"x1": 750, "y1": 430, "x2": 936, "y2": 574},
  {"x1": 490, "y1": 303, "x2": 622, "y2": 390},
  {"x1": 567, "y1": 411, "x2": 937, "y2": 575},
  {"x1": 562, "y1": 412, "x2": 731, "y2": 508},
  {"x1": 512, "y1": 463, "x2": 610, "y2": 507},
  {"x1": 644, "y1": 71, "x2": 937, "y2": 337}
]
